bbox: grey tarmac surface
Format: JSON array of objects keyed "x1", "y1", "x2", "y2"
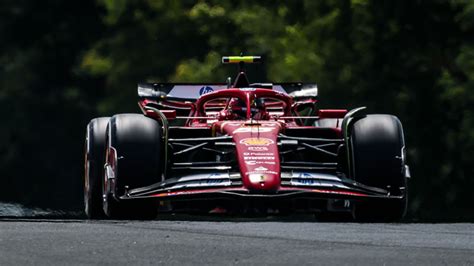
[{"x1": 0, "y1": 216, "x2": 473, "y2": 265}]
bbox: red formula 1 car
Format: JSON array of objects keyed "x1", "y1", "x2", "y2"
[{"x1": 84, "y1": 56, "x2": 410, "y2": 221}]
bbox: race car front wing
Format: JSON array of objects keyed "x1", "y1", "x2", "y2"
[{"x1": 120, "y1": 171, "x2": 403, "y2": 201}]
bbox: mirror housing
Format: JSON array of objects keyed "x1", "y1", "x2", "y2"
[{"x1": 289, "y1": 85, "x2": 318, "y2": 99}]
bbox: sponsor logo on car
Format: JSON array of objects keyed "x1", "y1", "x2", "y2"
[
  {"x1": 239, "y1": 88, "x2": 256, "y2": 91},
  {"x1": 244, "y1": 156, "x2": 275, "y2": 160},
  {"x1": 243, "y1": 152, "x2": 274, "y2": 156},
  {"x1": 240, "y1": 138, "x2": 274, "y2": 146},
  {"x1": 246, "y1": 166, "x2": 279, "y2": 175},
  {"x1": 199, "y1": 86, "x2": 214, "y2": 95},
  {"x1": 233, "y1": 127, "x2": 274, "y2": 133},
  {"x1": 247, "y1": 146, "x2": 268, "y2": 151},
  {"x1": 291, "y1": 179, "x2": 315, "y2": 185},
  {"x1": 246, "y1": 170, "x2": 278, "y2": 175},
  {"x1": 245, "y1": 161, "x2": 276, "y2": 165}
]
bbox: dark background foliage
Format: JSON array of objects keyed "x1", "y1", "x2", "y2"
[{"x1": 1, "y1": 0, "x2": 473, "y2": 220}]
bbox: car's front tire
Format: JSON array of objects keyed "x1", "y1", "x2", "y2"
[
  {"x1": 102, "y1": 114, "x2": 163, "y2": 219},
  {"x1": 84, "y1": 117, "x2": 110, "y2": 219},
  {"x1": 349, "y1": 115, "x2": 408, "y2": 222}
]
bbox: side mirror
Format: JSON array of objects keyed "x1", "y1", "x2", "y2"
[
  {"x1": 138, "y1": 84, "x2": 167, "y2": 99},
  {"x1": 289, "y1": 85, "x2": 318, "y2": 99}
]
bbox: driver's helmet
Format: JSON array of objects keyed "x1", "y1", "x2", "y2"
[
  {"x1": 229, "y1": 98, "x2": 247, "y2": 118},
  {"x1": 252, "y1": 97, "x2": 268, "y2": 119},
  {"x1": 254, "y1": 97, "x2": 265, "y2": 111}
]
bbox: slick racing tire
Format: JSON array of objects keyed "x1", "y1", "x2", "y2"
[
  {"x1": 349, "y1": 115, "x2": 407, "y2": 222},
  {"x1": 103, "y1": 114, "x2": 162, "y2": 219},
  {"x1": 84, "y1": 117, "x2": 110, "y2": 219}
]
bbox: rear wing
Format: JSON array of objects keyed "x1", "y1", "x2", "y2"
[{"x1": 138, "y1": 82, "x2": 318, "y2": 102}]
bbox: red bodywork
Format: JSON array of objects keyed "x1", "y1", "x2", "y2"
[
  {"x1": 127, "y1": 74, "x2": 398, "y2": 204},
  {"x1": 197, "y1": 89, "x2": 290, "y2": 193},
  {"x1": 132, "y1": 85, "x2": 381, "y2": 200}
]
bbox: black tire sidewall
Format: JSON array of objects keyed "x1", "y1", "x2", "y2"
[
  {"x1": 350, "y1": 114, "x2": 406, "y2": 191},
  {"x1": 349, "y1": 114, "x2": 408, "y2": 221},
  {"x1": 84, "y1": 117, "x2": 109, "y2": 219},
  {"x1": 104, "y1": 114, "x2": 162, "y2": 219}
]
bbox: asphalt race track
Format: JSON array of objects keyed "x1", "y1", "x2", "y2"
[{"x1": 1, "y1": 216, "x2": 473, "y2": 265}]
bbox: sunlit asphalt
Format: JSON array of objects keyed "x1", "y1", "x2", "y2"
[{"x1": 1, "y1": 215, "x2": 473, "y2": 265}]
